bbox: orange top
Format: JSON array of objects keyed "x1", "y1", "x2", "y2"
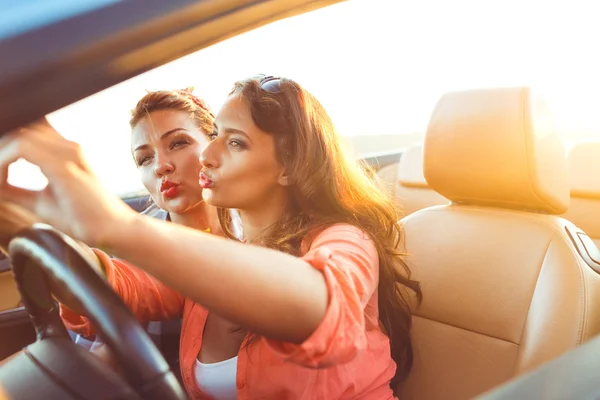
[{"x1": 61, "y1": 224, "x2": 397, "y2": 399}]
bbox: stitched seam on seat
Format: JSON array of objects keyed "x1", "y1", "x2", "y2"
[
  {"x1": 516, "y1": 233, "x2": 555, "y2": 354},
  {"x1": 545, "y1": 219, "x2": 587, "y2": 345},
  {"x1": 577, "y1": 257, "x2": 587, "y2": 345},
  {"x1": 411, "y1": 206, "x2": 568, "y2": 237},
  {"x1": 566, "y1": 239, "x2": 587, "y2": 345},
  {"x1": 413, "y1": 314, "x2": 520, "y2": 346}
]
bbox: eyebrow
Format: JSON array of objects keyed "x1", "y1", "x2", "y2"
[
  {"x1": 213, "y1": 123, "x2": 251, "y2": 141},
  {"x1": 133, "y1": 128, "x2": 188, "y2": 152}
]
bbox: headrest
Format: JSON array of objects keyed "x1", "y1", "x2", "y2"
[
  {"x1": 423, "y1": 87, "x2": 569, "y2": 214},
  {"x1": 568, "y1": 141, "x2": 600, "y2": 200},
  {"x1": 397, "y1": 144, "x2": 428, "y2": 189}
]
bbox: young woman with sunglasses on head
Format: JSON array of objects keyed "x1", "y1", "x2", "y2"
[{"x1": 0, "y1": 75, "x2": 421, "y2": 399}]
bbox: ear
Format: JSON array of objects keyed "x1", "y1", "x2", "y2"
[{"x1": 277, "y1": 169, "x2": 291, "y2": 186}]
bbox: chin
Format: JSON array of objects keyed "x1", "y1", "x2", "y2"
[
  {"x1": 203, "y1": 193, "x2": 244, "y2": 210},
  {"x1": 202, "y1": 189, "x2": 227, "y2": 208},
  {"x1": 159, "y1": 197, "x2": 194, "y2": 214}
]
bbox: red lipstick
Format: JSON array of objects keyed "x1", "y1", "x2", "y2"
[{"x1": 160, "y1": 180, "x2": 180, "y2": 198}]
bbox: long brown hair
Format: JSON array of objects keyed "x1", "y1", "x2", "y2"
[{"x1": 218, "y1": 76, "x2": 422, "y2": 386}]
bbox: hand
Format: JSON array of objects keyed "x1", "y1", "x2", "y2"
[
  {"x1": 0, "y1": 119, "x2": 137, "y2": 247},
  {"x1": 0, "y1": 201, "x2": 39, "y2": 252}
]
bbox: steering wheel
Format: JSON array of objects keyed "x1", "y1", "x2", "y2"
[{"x1": 7, "y1": 223, "x2": 187, "y2": 400}]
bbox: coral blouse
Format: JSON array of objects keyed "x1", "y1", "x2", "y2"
[{"x1": 61, "y1": 224, "x2": 397, "y2": 399}]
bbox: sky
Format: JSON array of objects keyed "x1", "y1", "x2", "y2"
[{"x1": 9, "y1": 0, "x2": 600, "y2": 195}]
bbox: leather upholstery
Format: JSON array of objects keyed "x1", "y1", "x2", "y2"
[
  {"x1": 397, "y1": 144, "x2": 449, "y2": 216},
  {"x1": 397, "y1": 88, "x2": 600, "y2": 399},
  {"x1": 376, "y1": 162, "x2": 399, "y2": 199},
  {"x1": 376, "y1": 144, "x2": 448, "y2": 216},
  {"x1": 562, "y1": 141, "x2": 600, "y2": 247},
  {"x1": 423, "y1": 87, "x2": 569, "y2": 214}
]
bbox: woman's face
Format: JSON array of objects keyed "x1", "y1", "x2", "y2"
[
  {"x1": 131, "y1": 110, "x2": 209, "y2": 214},
  {"x1": 199, "y1": 93, "x2": 287, "y2": 211}
]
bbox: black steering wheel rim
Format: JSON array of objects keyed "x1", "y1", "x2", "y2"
[{"x1": 8, "y1": 223, "x2": 187, "y2": 400}]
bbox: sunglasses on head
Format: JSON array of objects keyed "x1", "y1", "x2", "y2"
[{"x1": 253, "y1": 74, "x2": 282, "y2": 93}]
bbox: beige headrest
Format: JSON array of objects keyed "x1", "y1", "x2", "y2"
[
  {"x1": 568, "y1": 141, "x2": 600, "y2": 199},
  {"x1": 423, "y1": 87, "x2": 569, "y2": 214},
  {"x1": 397, "y1": 144, "x2": 428, "y2": 189}
]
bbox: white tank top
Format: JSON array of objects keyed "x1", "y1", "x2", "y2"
[{"x1": 194, "y1": 357, "x2": 238, "y2": 400}]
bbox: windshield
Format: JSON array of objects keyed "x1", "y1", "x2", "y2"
[{"x1": 11, "y1": 0, "x2": 600, "y2": 196}]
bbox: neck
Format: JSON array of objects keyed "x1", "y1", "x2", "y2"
[
  {"x1": 239, "y1": 191, "x2": 288, "y2": 243},
  {"x1": 169, "y1": 202, "x2": 221, "y2": 235}
]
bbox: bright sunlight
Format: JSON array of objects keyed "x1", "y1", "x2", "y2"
[{"x1": 11, "y1": 0, "x2": 600, "y2": 195}]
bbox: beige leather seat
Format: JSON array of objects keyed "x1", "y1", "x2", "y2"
[
  {"x1": 377, "y1": 144, "x2": 448, "y2": 216},
  {"x1": 397, "y1": 88, "x2": 600, "y2": 400},
  {"x1": 562, "y1": 141, "x2": 600, "y2": 248}
]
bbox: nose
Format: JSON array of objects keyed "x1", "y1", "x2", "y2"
[
  {"x1": 154, "y1": 153, "x2": 175, "y2": 177},
  {"x1": 200, "y1": 140, "x2": 220, "y2": 169}
]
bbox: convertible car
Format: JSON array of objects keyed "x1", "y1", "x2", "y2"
[{"x1": 0, "y1": 0, "x2": 599, "y2": 399}]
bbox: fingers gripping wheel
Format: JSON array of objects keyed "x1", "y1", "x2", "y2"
[{"x1": 9, "y1": 224, "x2": 187, "y2": 400}]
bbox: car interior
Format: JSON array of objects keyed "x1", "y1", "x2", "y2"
[
  {"x1": 1, "y1": 0, "x2": 600, "y2": 399},
  {"x1": 391, "y1": 87, "x2": 600, "y2": 399},
  {"x1": 562, "y1": 141, "x2": 600, "y2": 248},
  {"x1": 376, "y1": 143, "x2": 449, "y2": 217}
]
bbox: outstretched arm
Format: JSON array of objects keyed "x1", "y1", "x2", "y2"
[
  {"x1": 103, "y1": 215, "x2": 329, "y2": 343},
  {"x1": 0, "y1": 122, "x2": 329, "y2": 344}
]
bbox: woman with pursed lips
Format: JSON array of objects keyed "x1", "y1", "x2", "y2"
[{"x1": 0, "y1": 75, "x2": 421, "y2": 400}]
